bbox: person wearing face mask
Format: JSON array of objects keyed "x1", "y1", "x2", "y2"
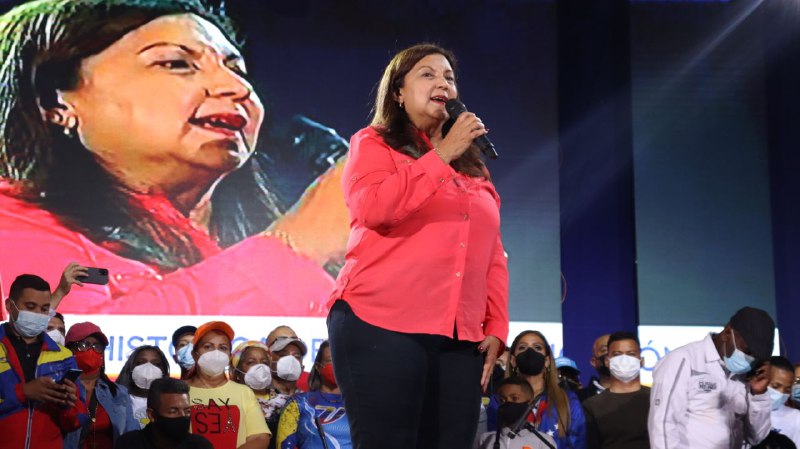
[
  {"x1": 792, "y1": 364, "x2": 800, "y2": 410},
  {"x1": 114, "y1": 377, "x2": 213, "y2": 449},
  {"x1": 766, "y1": 356, "x2": 800, "y2": 446},
  {"x1": 555, "y1": 357, "x2": 582, "y2": 394},
  {"x1": 277, "y1": 340, "x2": 352, "y2": 449},
  {"x1": 171, "y1": 326, "x2": 197, "y2": 380},
  {"x1": 64, "y1": 322, "x2": 139, "y2": 449},
  {"x1": 186, "y1": 321, "x2": 270, "y2": 449},
  {"x1": 579, "y1": 334, "x2": 611, "y2": 403},
  {"x1": 476, "y1": 376, "x2": 557, "y2": 449},
  {"x1": 230, "y1": 341, "x2": 273, "y2": 418},
  {"x1": 116, "y1": 346, "x2": 171, "y2": 428},
  {"x1": 47, "y1": 311, "x2": 67, "y2": 346},
  {"x1": 583, "y1": 331, "x2": 650, "y2": 449},
  {"x1": 648, "y1": 306, "x2": 775, "y2": 449},
  {"x1": 269, "y1": 335, "x2": 308, "y2": 396},
  {"x1": 257, "y1": 336, "x2": 306, "y2": 449},
  {"x1": 267, "y1": 326, "x2": 311, "y2": 391},
  {"x1": 0, "y1": 274, "x2": 88, "y2": 449},
  {"x1": 487, "y1": 331, "x2": 586, "y2": 449}
]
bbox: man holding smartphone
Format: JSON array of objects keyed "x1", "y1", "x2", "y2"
[{"x1": 1, "y1": 273, "x2": 89, "y2": 449}]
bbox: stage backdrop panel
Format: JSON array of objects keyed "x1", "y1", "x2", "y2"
[{"x1": 630, "y1": 0, "x2": 777, "y2": 327}]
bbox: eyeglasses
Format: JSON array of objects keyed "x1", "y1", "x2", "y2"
[{"x1": 72, "y1": 341, "x2": 105, "y2": 353}]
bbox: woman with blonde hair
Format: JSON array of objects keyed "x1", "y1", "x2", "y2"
[{"x1": 487, "y1": 330, "x2": 586, "y2": 449}]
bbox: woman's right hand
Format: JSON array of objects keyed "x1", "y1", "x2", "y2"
[{"x1": 433, "y1": 112, "x2": 487, "y2": 163}]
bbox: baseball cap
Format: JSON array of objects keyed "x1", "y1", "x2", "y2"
[
  {"x1": 65, "y1": 322, "x2": 109, "y2": 346},
  {"x1": 269, "y1": 336, "x2": 308, "y2": 356},
  {"x1": 193, "y1": 321, "x2": 234, "y2": 346},
  {"x1": 555, "y1": 356, "x2": 579, "y2": 372},
  {"x1": 172, "y1": 325, "x2": 197, "y2": 349},
  {"x1": 729, "y1": 307, "x2": 775, "y2": 361}
]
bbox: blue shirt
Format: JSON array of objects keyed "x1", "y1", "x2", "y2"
[{"x1": 277, "y1": 391, "x2": 352, "y2": 449}]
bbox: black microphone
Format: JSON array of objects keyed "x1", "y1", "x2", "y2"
[{"x1": 445, "y1": 99, "x2": 498, "y2": 159}]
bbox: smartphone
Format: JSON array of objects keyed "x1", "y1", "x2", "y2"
[
  {"x1": 60, "y1": 369, "x2": 82, "y2": 384},
  {"x1": 76, "y1": 267, "x2": 109, "y2": 285}
]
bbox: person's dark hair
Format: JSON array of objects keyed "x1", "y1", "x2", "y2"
[
  {"x1": 8, "y1": 274, "x2": 51, "y2": 301},
  {"x1": 0, "y1": 0, "x2": 281, "y2": 271},
  {"x1": 52, "y1": 312, "x2": 65, "y2": 324},
  {"x1": 306, "y1": 340, "x2": 330, "y2": 392},
  {"x1": 753, "y1": 431, "x2": 797, "y2": 449},
  {"x1": 607, "y1": 331, "x2": 640, "y2": 351},
  {"x1": 116, "y1": 345, "x2": 170, "y2": 391},
  {"x1": 498, "y1": 375, "x2": 534, "y2": 399},
  {"x1": 509, "y1": 330, "x2": 570, "y2": 438},
  {"x1": 770, "y1": 356, "x2": 794, "y2": 374},
  {"x1": 371, "y1": 43, "x2": 486, "y2": 179},
  {"x1": 147, "y1": 377, "x2": 190, "y2": 410}
]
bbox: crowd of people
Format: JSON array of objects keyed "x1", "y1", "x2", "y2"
[{"x1": 3, "y1": 267, "x2": 799, "y2": 449}]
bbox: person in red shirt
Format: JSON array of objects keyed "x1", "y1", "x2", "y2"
[
  {"x1": 327, "y1": 43, "x2": 509, "y2": 449},
  {"x1": 0, "y1": 0, "x2": 348, "y2": 317}
]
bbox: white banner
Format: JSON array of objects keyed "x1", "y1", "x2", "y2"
[{"x1": 65, "y1": 315, "x2": 565, "y2": 377}]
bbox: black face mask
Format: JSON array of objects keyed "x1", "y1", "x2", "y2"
[
  {"x1": 515, "y1": 348, "x2": 546, "y2": 376},
  {"x1": 497, "y1": 402, "x2": 532, "y2": 428},
  {"x1": 152, "y1": 414, "x2": 191, "y2": 442},
  {"x1": 596, "y1": 354, "x2": 611, "y2": 377}
]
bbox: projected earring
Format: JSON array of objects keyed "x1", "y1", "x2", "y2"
[{"x1": 63, "y1": 116, "x2": 76, "y2": 138}]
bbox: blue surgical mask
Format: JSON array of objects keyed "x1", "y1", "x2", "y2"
[
  {"x1": 792, "y1": 384, "x2": 800, "y2": 404},
  {"x1": 768, "y1": 387, "x2": 789, "y2": 411},
  {"x1": 9, "y1": 300, "x2": 51, "y2": 338},
  {"x1": 176, "y1": 343, "x2": 195, "y2": 370},
  {"x1": 723, "y1": 329, "x2": 754, "y2": 375}
]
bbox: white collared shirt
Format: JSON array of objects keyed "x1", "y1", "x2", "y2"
[
  {"x1": 771, "y1": 404, "x2": 800, "y2": 447},
  {"x1": 648, "y1": 333, "x2": 771, "y2": 449}
]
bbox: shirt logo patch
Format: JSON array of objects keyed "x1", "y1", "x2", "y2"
[{"x1": 698, "y1": 380, "x2": 717, "y2": 392}]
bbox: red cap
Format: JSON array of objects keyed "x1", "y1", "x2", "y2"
[
  {"x1": 65, "y1": 322, "x2": 109, "y2": 346},
  {"x1": 193, "y1": 321, "x2": 234, "y2": 346}
]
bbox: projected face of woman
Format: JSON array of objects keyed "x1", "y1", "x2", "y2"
[{"x1": 55, "y1": 13, "x2": 263, "y2": 209}]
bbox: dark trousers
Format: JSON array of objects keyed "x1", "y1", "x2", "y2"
[{"x1": 327, "y1": 300, "x2": 483, "y2": 449}]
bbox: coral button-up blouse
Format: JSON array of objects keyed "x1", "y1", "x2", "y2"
[{"x1": 329, "y1": 126, "x2": 509, "y2": 344}]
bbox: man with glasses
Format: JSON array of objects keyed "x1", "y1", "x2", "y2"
[
  {"x1": 648, "y1": 307, "x2": 775, "y2": 449},
  {"x1": 0, "y1": 273, "x2": 88, "y2": 448}
]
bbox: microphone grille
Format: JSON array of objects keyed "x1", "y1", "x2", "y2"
[{"x1": 445, "y1": 99, "x2": 467, "y2": 117}]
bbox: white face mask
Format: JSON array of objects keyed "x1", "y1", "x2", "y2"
[
  {"x1": 46, "y1": 329, "x2": 66, "y2": 346},
  {"x1": 242, "y1": 364, "x2": 272, "y2": 390},
  {"x1": 197, "y1": 350, "x2": 230, "y2": 377},
  {"x1": 9, "y1": 301, "x2": 51, "y2": 338},
  {"x1": 609, "y1": 354, "x2": 641, "y2": 383},
  {"x1": 275, "y1": 355, "x2": 302, "y2": 381},
  {"x1": 131, "y1": 362, "x2": 163, "y2": 390}
]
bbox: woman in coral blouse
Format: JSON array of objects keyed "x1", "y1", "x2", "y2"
[
  {"x1": 0, "y1": 0, "x2": 349, "y2": 316},
  {"x1": 327, "y1": 43, "x2": 509, "y2": 449}
]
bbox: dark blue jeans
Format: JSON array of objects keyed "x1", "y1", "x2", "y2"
[{"x1": 327, "y1": 300, "x2": 483, "y2": 449}]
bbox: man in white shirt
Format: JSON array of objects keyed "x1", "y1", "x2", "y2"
[
  {"x1": 648, "y1": 307, "x2": 775, "y2": 449},
  {"x1": 768, "y1": 356, "x2": 800, "y2": 446}
]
